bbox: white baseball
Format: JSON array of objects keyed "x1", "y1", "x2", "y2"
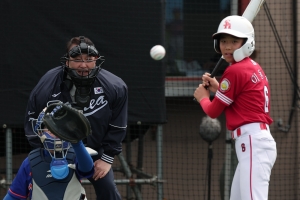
[{"x1": 150, "y1": 45, "x2": 166, "y2": 60}]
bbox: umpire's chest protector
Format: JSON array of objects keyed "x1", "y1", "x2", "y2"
[{"x1": 28, "y1": 148, "x2": 86, "y2": 200}]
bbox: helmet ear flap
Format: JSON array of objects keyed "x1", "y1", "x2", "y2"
[
  {"x1": 233, "y1": 40, "x2": 255, "y2": 62},
  {"x1": 214, "y1": 39, "x2": 221, "y2": 54}
]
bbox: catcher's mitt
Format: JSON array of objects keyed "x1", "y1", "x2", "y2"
[{"x1": 43, "y1": 102, "x2": 91, "y2": 143}]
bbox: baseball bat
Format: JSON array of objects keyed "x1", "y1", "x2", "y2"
[{"x1": 194, "y1": 0, "x2": 265, "y2": 102}]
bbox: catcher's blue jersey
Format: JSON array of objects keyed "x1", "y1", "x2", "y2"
[{"x1": 6, "y1": 149, "x2": 93, "y2": 200}]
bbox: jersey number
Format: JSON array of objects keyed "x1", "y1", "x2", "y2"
[{"x1": 264, "y1": 85, "x2": 269, "y2": 113}]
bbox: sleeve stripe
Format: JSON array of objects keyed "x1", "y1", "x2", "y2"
[
  {"x1": 216, "y1": 91, "x2": 233, "y2": 105},
  {"x1": 9, "y1": 189, "x2": 28, "y2": 199},
  {"x1": 109, "y1": 124, "x2": 127, "y2": 129},
  {"x1": 101, "y1": 154, "x2": 114, "y2": 164}
]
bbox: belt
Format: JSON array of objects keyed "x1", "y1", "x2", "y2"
[{"x1": 231, "y1": 123, "x2": 268, "y2": 140}]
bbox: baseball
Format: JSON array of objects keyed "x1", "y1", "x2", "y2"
[{"x1": 150, "y1": 45, "x2": 166, "y2": 60}]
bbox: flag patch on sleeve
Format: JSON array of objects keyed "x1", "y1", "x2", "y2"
[{"x1": 94, "y1": 87, "x2": 103, "y2": 94}]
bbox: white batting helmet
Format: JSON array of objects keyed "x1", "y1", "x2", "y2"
[{"x1": 212, "y1": 15, "x2": 255, "y2": 62}]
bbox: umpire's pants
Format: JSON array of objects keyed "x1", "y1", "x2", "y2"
[{"x1": 88, "y1": 167, "x2": 121, "y2": 200}]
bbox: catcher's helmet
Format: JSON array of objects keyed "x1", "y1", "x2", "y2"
[
  {"x1": 32, "y1": 106, "x2": 70, "y2": 153},
  {"x1": 212, "y1": 15, "x2": 255, "y2": 62},
  {"x1": 31, "y1": 101, "x2": 72, "y2": 180}
]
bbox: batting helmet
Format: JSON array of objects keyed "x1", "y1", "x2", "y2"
[{"x1": 212, "y1": 15, "x2": 255, "y2": 62}]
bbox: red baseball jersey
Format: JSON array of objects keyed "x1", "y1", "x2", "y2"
[{"x1": 215, "y1": 57, "x2": 273, "y2": 130}]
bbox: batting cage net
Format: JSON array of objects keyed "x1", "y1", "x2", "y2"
[{"x1": 0, "y1": 0, "x2": 298, "y2": 199}]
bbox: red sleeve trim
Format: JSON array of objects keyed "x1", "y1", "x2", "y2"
[{"x1": 8, "y1": 188, "x2": 27, "y2": 199}]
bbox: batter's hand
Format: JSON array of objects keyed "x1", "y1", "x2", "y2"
[
  {"x1": 194, "y1": 84, "x2": 210, "y2": 103},
  {"x1": 202, "y1": 73, "x2": 219, "y2": 93},
  {"x1": 93, "y1": 159, "x2": 111, "y2": 180}
]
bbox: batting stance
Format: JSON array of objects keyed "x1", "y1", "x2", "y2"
[
  {"x1": 4, "y1": 103, "x2": 94, "y2": 200},
  {"x1": 194, "y1": 15, "x2": 277, "y2": 200}
]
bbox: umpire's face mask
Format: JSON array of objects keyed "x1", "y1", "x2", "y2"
[
  {"x1": 67, "y1": 54, "x2": 98, "y2": 75},
  {"x1": 62, "y1": 40, "x2": 104, "y2": 108},
  {"x1": 65, "y1": 44, "x2": 102, "y2": 80}
]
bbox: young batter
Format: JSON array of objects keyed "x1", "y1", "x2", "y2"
[{"x1": 194, "y1": 15, "x2": 277, "y2": 200}]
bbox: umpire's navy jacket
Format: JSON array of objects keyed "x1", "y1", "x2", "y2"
[{"x1": 24, "y1": 66, "x2": 128, "y2": 164}]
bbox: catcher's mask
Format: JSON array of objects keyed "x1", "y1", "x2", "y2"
[
  {"x1": 61, "y1": 36, "x2": 105, "y2": 108},
  {"x1": 32, "y1": 105, "x2": 71, "y2": 180}
]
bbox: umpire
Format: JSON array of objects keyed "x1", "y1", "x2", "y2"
[{"x1": 24, "y1": 36, "x2": 128, "y2": 200}]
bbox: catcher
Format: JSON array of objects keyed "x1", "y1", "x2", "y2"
[{"x1": 4, "y1": 102, "x2": 95, "y2": 200}]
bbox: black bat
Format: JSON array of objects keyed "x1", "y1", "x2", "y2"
[
  {"x1": 204, "y1": 57, "x2": 226, "y2": 89},
  {"x1": 193, "y1": 57, "x2": 226, "y2": 102}
]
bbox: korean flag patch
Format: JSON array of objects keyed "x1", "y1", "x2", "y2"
[{"x1": 94, "y1": 87, "x2": 103, "y2": 94}]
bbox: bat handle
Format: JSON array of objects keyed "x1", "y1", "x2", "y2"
[
  {"x1": 193, "y1": 57, "x2": 225, "y2": 102},
  {"x1": 193, "y1": 84, "x2": 209, "y2": 103},
  {"x1": 193, "y1": 75, "x2": 214, "y2": 102},
  {"x1": 203, "y1": 73, "x2": 216, "y2": 90},
  {"x1": 204, "y1": 84, "x2": 209, "y2": 90}
]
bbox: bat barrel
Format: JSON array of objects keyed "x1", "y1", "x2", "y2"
[{"x1": 242, "y1": 0, "x2": 265, "y2": 23}]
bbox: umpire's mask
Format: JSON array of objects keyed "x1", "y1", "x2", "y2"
[{"x1": 61, "y1": 36, "x2": 104, "y2": 108}]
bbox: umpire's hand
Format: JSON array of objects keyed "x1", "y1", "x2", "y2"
[{"x1": 93, "y1": 159, "x2": 111, "y2": 180}]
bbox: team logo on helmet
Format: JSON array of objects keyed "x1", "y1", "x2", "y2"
[
  {"x1": 220, "y1": 78, "x2": 230, "y2": 92},
  {"x1": 223, "y1": 20, "x2": 231, "y2": 29}
]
